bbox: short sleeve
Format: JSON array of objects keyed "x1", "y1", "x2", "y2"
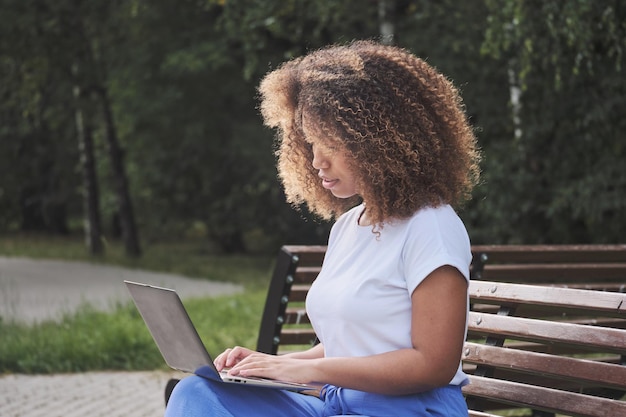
[{"x1": 401, "y1": 206, "x2": 472, "y2": 295}]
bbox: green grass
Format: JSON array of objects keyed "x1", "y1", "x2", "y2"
[
  {"x1": 0, "y1": 233, "x2": 273, "y2": 374},
  {"x1": 0, "y1": 291, "x2": 267, "y2": 374}
]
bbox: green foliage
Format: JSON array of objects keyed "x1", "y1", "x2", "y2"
[
  {"x1": 0, "y1": 0, "x2": 80, "y2": 233},
  {"x1": 0, "y1": 0, "x2": 625, "y2": 247},
  {"x1": 472, "y1": 0, "x2": 626, "y2": 243},
  {"x1": 483, "y1": 0, "x2": 625, "y2": 88}
]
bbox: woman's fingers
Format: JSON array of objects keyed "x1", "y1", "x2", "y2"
[
  {"x1": 214, "y1": 346, "x2": 250, "y2": 371},
  {"x1": 213, "y1": 348, "x2": 232, "y2": 371}
]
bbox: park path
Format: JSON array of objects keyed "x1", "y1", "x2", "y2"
[{"x1": 0, "y1": 256, "x2": 242, "y2": 323}]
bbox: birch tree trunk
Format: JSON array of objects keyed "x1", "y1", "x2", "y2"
[
  {"x1": 378, "y1": 0, "x2": 395, "y2": 45},
  {"x1": 73, "y1": 70, "x2": 104, "y2": 255}
]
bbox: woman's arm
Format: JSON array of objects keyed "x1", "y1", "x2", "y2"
[{"x1": 229, "y1": 265, "x2": 468, "y2": 395}]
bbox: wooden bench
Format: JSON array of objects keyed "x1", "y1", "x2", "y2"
[{"x1": 257, "y1": 245, "x2": 626, "y2": 417}]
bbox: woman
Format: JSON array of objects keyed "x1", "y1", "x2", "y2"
[{"x1": 165, "y1": 39, "x2": 480, "y2": 417}]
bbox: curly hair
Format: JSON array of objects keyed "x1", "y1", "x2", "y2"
[{"x1": 259, "y1": 40, "x2": 480, "y2": 226}]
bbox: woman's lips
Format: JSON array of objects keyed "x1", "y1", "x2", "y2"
[{"x1": 321, "y1": 177, "x2": 338, "y2": 189}]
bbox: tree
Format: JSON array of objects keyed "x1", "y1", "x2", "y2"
[
  {"x1": 55, "y1": 0, "x2": 142, "y2": 256},
  {"x1": 0, "y1": 0, "x2": 80, "y2": 235},
  {"x1": 73, "y1": 69, "x2": 104, "y2": 255},
  {"x1": 478, "y1": 0, "x2": 626, "y2": 243},
  {"x1": 0, "y1": 0, "x2": 142, "y2": 256},
  {"x1": 2, "y1": 0, "x2": 623, "y2": 251},
  {"x1": 74, "y1": 0, "x2": 142, "y2": 256}
]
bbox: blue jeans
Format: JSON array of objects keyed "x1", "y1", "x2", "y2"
[{"x1": 165, "y1": 375, "x2": 468, "y2": 416}]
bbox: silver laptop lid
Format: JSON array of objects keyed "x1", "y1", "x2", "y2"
[
  {"x1": 124, "y1": 280, "x2": 216, "y2": 375},
  {"x1": 125, "y1": 280, "x2": 318, "y2": 392}
]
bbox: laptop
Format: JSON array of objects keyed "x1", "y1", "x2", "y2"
[{"x1": 124, "y1": 280, "x2": 315, "y2": 391}]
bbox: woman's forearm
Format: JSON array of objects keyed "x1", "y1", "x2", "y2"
[
  {"x1": 311, "y1": 348, "x2": 454, "y2": 395},
  {"x1": 282, "y1": 343, "x2": 325, "y2": 360}
]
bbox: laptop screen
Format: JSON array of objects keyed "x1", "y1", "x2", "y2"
[{"x1": 125, "y1": 281, "x2": 215, "y2": 374}]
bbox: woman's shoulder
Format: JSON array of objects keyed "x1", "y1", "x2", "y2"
[
  {"x1": 403, "y1": 205, "x2": 470, "y2": 251},
  {"x1": 405, "y1": 204, "x2": 463, "y2": 228}
]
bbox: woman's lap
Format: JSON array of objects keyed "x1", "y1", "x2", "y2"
[
  {"x1": 321, "y1": 384, "x2": 467, "y2": 416},
  {"x1": 164, "y1": 375, "x2": 324, "y2": 417},
  {"x1": 165, "y1": 375, "x2": 467, "y2": 417}
]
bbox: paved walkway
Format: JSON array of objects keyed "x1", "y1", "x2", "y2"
[
  {"x1": 0, "y1": 370, "x2": 185, "y2": 417},
  {"x1": 0, "y1": 256, "x2": 242, "y2": 323},
  {"x1": 0, "y1": 256, "x2": 245, "y2": 417}
]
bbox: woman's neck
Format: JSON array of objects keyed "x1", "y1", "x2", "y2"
[{"x1": 357, "y1": 205, "x2": 371, "y2": 226}]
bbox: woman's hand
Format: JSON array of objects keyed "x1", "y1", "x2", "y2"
[
  {"x1": 214, "y1": 343, "x2": 325, "y2": 378},
  {"x1": 213, "y1": 346, "x2": 257, "y2": 372},
  {"x1": 227, "y1": 352, "x2": 321, "y2": 385}
]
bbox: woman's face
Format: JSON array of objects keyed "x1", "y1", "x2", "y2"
[
  {"x1": 302, "y1": 115, "x2": 358, "y2": 199},
  {"x1": 310, "y1": 143, "x2": 358, "y2": 199}
]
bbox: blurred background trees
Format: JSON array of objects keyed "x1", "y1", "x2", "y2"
[{"x1": 1, "y1": 0, "x2": 624, "y2": 256}]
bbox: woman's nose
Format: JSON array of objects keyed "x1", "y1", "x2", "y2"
[{"x1": 312, "y1": 147, "x2": 330, "y2": 170}]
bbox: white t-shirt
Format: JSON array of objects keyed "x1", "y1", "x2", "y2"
[{"x1": 305, "y1": 203, "x2": 471, "y2": 386}]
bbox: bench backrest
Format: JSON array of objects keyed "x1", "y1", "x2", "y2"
[
  {"x1": 257, "y1": 244, "x2": 626, "y2": 416},
  {"x1": 471, "y1": 244, "x2": 626, "y2": 291}
]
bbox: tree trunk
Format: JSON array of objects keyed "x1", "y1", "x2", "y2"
[
  {"x1": 73, "y1": 71, "x2": 104, "y2": 255},
  {"x1": 378, "y1": 0, "x2": 395, "y2": 45},
  {"x1": 98, "y1": 86, "x2": 142, "y2": 257},
  {"x1": 209, "y1": 229, "x2": 247, "y2": 254}
]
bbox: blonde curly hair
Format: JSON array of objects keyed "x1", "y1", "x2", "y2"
[{"x1": 259, "y1": 40, "x2": 480, "y2": 226}]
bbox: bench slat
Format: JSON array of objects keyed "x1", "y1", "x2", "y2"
[
  {"x1": 283, "y1": 245, "x2": 327, "y2": 266},
  {"x1": 284, "y1": 308, "x2": 309, "y2": 325},
  {"x1": 472, "y1": 244, "x2": 626, "y2": 263},
  {"x1": 560, "y1": 282, "x2": 626, "y2": 291},
  {"x1": 480, "y1": 263, "x2": 626, "y2": 281},
  {"x1": 463, "y1": 375, "x2": 626, "y2": 417},
  {"x1": 469, "y1": 280, "x2": 626, "y2": 316},
  {"x1": 289, "y1": 284, "x2": 310, "y2": 302},
  {"x1": 278, "y1": 328, "x2": 318, "y2": 346},
  {"x1": 468, "y1": 311, "x2": 626, "y2": 354},
  {"x1": 463, "y1": 342, "x2": 626, "y2": 389},
  {"x1": 293, "y1": 266, "x2": 321, "y2": 284}
]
